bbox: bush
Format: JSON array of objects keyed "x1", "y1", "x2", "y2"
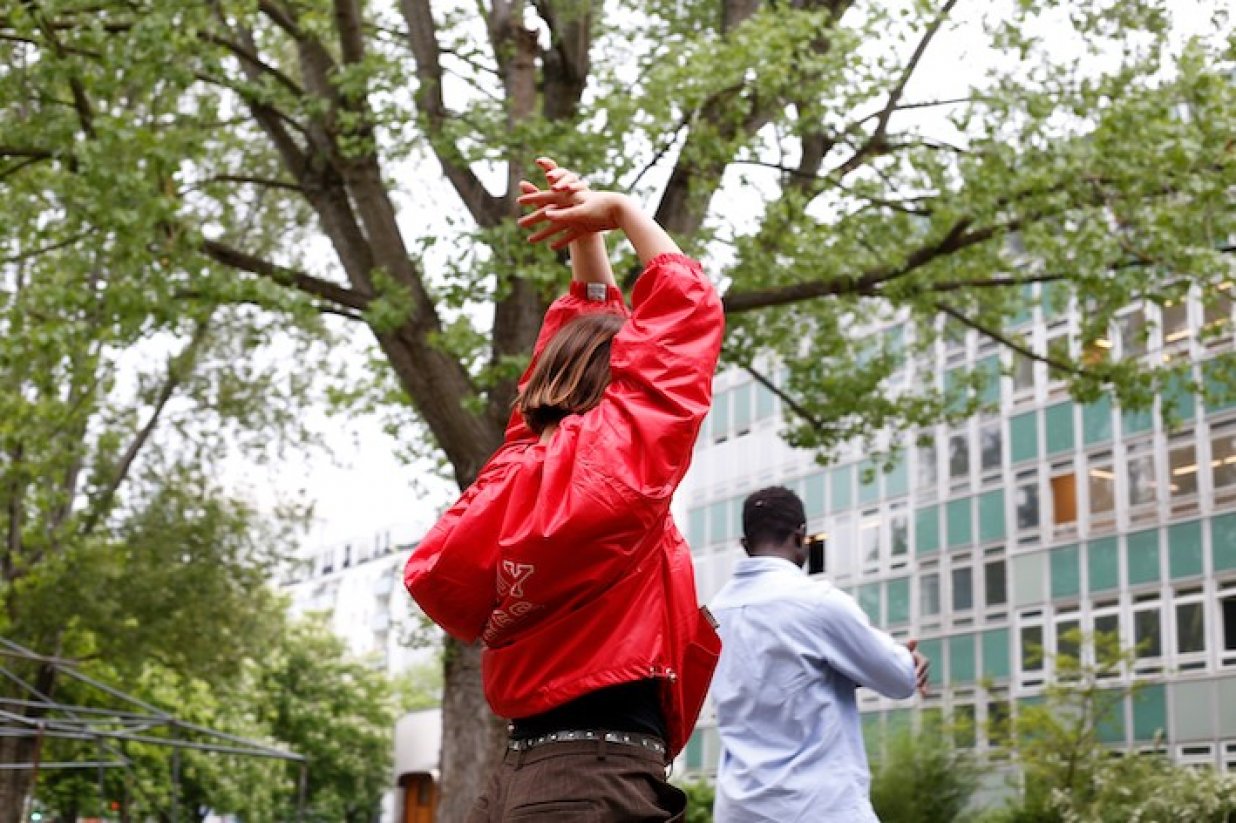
[
  {"x1": 677, "y1": 778, "x2": 715, "y2": 823},
  {"x1": 869, "y1": 726, "x2": 981, "y2": 823}
]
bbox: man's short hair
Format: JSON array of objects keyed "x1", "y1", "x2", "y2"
[{"x1": 742, "y1": 486, "x2": 806, "y2": 549}]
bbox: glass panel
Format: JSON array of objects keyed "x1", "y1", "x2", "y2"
[
  {"x1": 1016, "y1": 478, "x2": 1040, "y2": 531},
  {"x1": 1212, "y1": 424, "x2": 1236, "y2": 490},
  {"x1": 1214, "y1": 513, "x2": 1236, "y2": 572},
  {"x1": 985, "y1": 559, "x2": 1007, "y2": 607},
  {"x1": 756, "y1": 381, "x2": 776, "y2": 419},
  {"x1": 1056, "y1": 619, "x2": 1081, "y2": 665},
  {"x1": 733, "y1": 382, "x2": 753, "y2": 432},
  {"x1": 983, "y1": 628, "x2": 1011, "y2": 680},
  {"x1": 1021, "y1": 625, "x2": 1044, "y2": 672},
  {"x1": 860, "y1": 516, "x2": 881, "y2": 566},
  {"x1": 1169, "y1": 440, "x2": 1199, "y2": 498},
  {"x1": 1013, "y1": 352, "x2": 1035, "y2": 393},
  {"x1": 1010, "y1": 411, "x2": 1038, "y2": 463},
  {"x1": 952, "y1": 566, "x2": 974, "y2": 611},
  {"x1": 916, "y1": 506, "x2": 940, "y2": 555},
  {"x1": 980, "y1": 421, "x2": 1002, "y2": 473},
  {"x1": 1045, "y1": 403, "x2": 1075, "y2": 455},
  {"x1": 858, "y1": 584, "x2": 881, "y2": 621},
  {"x1": 1013, "y1": 552, "x2": 1046, "y2": 606},
  {"x1": 1126, "y1": 529, "x2": 1160, "y2": 586},
  {"x1": 858, "y1": 459, "x2": 879, "y2": 504},
  {"x1": 805, "y1": 472, "x2": 826, "y2": 519},
  {"x1": 1050, "y1": 544, "x2": 1081, "y2": 599},
  {"x1": 949, "y1": 431, "x2": 970, "y2": 480},
  {"x1": 890, "y1": 510, "x2": 909, "y2": 558},
  {"x1": 688, "y1": 508, "x2": 707, "y2": 548},
  {"x1": 1088, "y1": 458, "x2": 1116, "y2": 517},
  {"x1": 886, "y1": 456, "x2": 908, "y2": 498},
  {"x1": 1087, "y1": 538, "x2": 1120, "y2": 592},
  {"x1": 832, "y1": 465, "x2": 854, "y2": 511},
  {"x1": 1119, "y1": 310, "x2": 1147, "y2": 358},
  {"x1": 1083, "y1": 397, "x2": 1113, "y2": 445},
  {"x1": 1162, "y1": 301, "x2": 1189, "y2": 346},
  {"x1": 1051, "y1": 471, "x2": 1078, "y2": 526},
  {"x1": 1123, "y1": 406, "x2": 1153, "y2": 436},
  {"x1": 1133, "y1": 684, "x2": 1168, "y2": 742},
  {"x1": 947, "y1": 498, "x2": 973, "y2": 547},
  {"x1": 887, "y1": 578, "x2": 910, "y2": 624},
  {"x1": 920, "y1": 573, "x2": 941, "y2": 617},
  {"x1": 1134, "y1": 608, "x2": 1162, "y2": 658},
  {"x1": 709, "y1": 500, "x2": 729, "y2": 545},
  {"x1": 1163, "y1": 371, "x2": 1197, "y2": 424},
  {"x1": 1177, "y1": 601, "x2": 1205, "y2": 654},
  {"x1": 978, "y1": 356, "x2": 1001, "y2": 406},
  {"x1": 979, "y1": 490, "x2": 1005, "y2": 542},
  {"x1": 953, "y1": 705, "x2": 976, "y2": 748},
  {"x1": 949, "y1": 634, "x2": 976, "y2": 683},
  {"x1": 918, "y1": 441, "x2": 937, "y2": 489},
  {"x1": 1127, "y1": 446, "x2": 1158, "y2": 507},
  {"x1": 712, "y1": 391, "x2": 730, "y2": 441},
  {"x1": 1168, "y1": 521, "x2": 1203, "y2": 579}
]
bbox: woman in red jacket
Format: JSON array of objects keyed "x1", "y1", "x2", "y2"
[{"x1": 405, "y1": 158, "x2": 723, "y2": 822}]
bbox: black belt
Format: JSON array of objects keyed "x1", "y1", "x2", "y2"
[{"x1": 506, "y1": 729, "x2": 667, "y2": 756}]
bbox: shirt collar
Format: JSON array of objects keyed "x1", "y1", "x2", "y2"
[{"x1": 732, "y1": 555, "x2": 805, "y2": 577}]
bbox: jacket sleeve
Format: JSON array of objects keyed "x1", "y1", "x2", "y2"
[
  {"x1": 579, "y1": 253, "x2": 724, "y2": 499},
  {"x1": 502, "y1": 281, "x2": 629, "y2": 443},
  {"x1": 402, "y1": 448, "x2": 518, "y2": 643},
  {"x1": 816, "y1": 590, "x2": 917, "y2": 699}
]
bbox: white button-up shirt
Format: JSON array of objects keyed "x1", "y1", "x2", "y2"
[{"x1": 709, "y1": 556, "x2": 916, "y2": 823}]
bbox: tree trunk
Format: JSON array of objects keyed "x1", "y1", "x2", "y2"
[
  {"x1": 0, "y1": 729, "x2": 37, "y2": 823},
  {"x1": 437, "y1": 639, "x2": 507, "y2": 823}
]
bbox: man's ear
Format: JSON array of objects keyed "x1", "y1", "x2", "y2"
[{"x1": 795, "y1": 525, "x2": 807, "y2": 547}]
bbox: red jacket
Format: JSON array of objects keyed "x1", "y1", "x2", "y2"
[{"x1": 404, "y1": 253, "x2": 723, "y2": 757}]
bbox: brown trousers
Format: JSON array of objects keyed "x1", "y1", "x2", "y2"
[{"x1": 465, "y1": 739, "x2": 688, "y2": 822}]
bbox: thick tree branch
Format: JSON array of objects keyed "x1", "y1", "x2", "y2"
[
  {"x1": 198, "y1": 32, "x2": 307, "y2": 98},
  {"x1": 334, "y1": 0, "x2": 366, "y2": 65},
  {"x1": 742, "y1": 362, "x2": 831, "y2": 436},
  {"x1": 185, "y1": 173, "x2": 305, "y2": 194},
  {"x1": 200, "y1": 238, "x2": 373, "y2": 313}
]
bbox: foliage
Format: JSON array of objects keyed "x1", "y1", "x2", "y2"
[
  {"x1": 676, "y1": 777, "x2": 716, "y2": 823},
  {"x1": 870, "y1": 724, "x2": 982, "y2": 823}
]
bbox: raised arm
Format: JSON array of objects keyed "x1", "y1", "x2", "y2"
[{"x1": 816, "y1": 590, "x2": 917, "y2": 699}]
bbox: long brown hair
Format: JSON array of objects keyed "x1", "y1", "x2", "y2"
[{"x1": 517, "y1": 311, "x2": 625, "y2": 434}]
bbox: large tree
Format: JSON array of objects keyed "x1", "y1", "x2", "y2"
[{"x1": 2, "y1": 1, "x2": 1232, "y2": 818}]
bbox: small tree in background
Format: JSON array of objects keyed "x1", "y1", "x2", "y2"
[{"x1": 870, "y1": 718, "x2": 982, "y2": 823}]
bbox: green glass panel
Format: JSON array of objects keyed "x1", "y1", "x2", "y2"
[
  {"x1": 1042, "y1": 281, "x2": 1066, "y2": 318},
  {"x1": 713, "y1": 391, "x2": 730, "y2": 439},
  {"x1": 1168, "y1": 520, "x2": 1203, "y2": 580},
  {"x1": 1162, "y1": 370, "x2": 1197, "y2": 426},
  {"x1": 1050, "y1": 544, "x2": 1081, "y2": 599},
  {"x1": 1122, "y1": 406, "x2": 1153, "y2": 436},
  {"x1": 978, "y1": 490, "x2": 1005, "y2": 543},
  {"x1": 945, "y1": 368, "x2": 966, "y2": 414},
  {"x1": 1045, "y1": 403, "x2": 1075, "y2": 455},
  {"x1": 918, "y1": 639, "x2": 943, "y2": 687},
  {"x1": 1133, "y1": 683, "x2": 1168, "y2": 742},
  {"x1": 1088, "y1": 537, "x2": 1120, "y2": 592},
  {"x1": 978, "y1": 356, "x2": 1001, "y2": 407},
  {"x1": 982, "y1": 628, "x2": 1011, "y2": 680},
  {"x1": 859, "y1": 458, "x2": 878, "y2": 504},
  {"x1": 832, "y1": 465, "x2": 854, "y2": 511},
  {"x1": 804, "y1": 472, "x2": 826, "y2": 519},
  {"x1": 1010, "y1": 411, "x2": 1038, "y2": 463},
  {"x1": 1204, "y1": 358, "x2": 1236, "y2": 412},
  {"x1": 1126, "y1": 529, "x2": 1160, "y2": 586},
  {"x1": 1011, "y1": 284, "x2": 1033, "y2": 326},
  {"x1": 916, "y1": 506, "x2": 940, "y2": 555},
  {"x1": 733, "y1": 383, "x2": 753, "y2": 432},
  {"x1": 685, "y1": 730, "x2": 703, "y2": 769},
  {"x1": 1214, "y1": 513, "x2": 1236, "y2": 572},
  {"x1": 1096, "y1": 691, "x2": 1126, "y2": 744},
  {"x1": 756, "y1": 381, "x2": 776, "y2": 419},
  {"x1": 886, "y1": 578, "x2": 910, "y2": 625},
  {"x1": 688, "y1": 508, "x2": 707, "y2": 548},
  {"x1": 709, "y1": 500, "x2": 729, "y2": 545},
  {"x1": 858, "y1": 584, "x2": 881, "y2": 622},
  {"x1": 1083, "y1": 396, "x2": 1113, "y2": 445},
  {"x1": 949, "y1": 634, "x2": 976, "y2": 684},
  {"x1": 885, "y1": 456, "x2": 908, "y2": 499},
  {"x1": 947, "y1": 498, "x2": 973, "y2": 548}
]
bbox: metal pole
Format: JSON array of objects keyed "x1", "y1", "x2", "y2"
[
  {"x1": 296, "y1": 762, "x2": 308, "y2": 823},
  {"x1": 23, "y1": 721, "x2": 45, "y2": 823}
]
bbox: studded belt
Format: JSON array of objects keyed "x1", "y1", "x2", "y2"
[{"x1": 506, "y1": 729, "x2": 667, "y2": 756}]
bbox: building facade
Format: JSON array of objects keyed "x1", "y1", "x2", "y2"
[{"x1": 675, "y1": 285, "x2": 1236, "y2": 776}]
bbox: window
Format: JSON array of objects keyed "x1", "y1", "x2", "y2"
[
  {"x1": 1050, "y1": 465, "x2": 1078, "y2": 528},
  {"x1": 1169, "y1": 436, "x2": 1199, "y2": 499},
  {"x1": 954, "y1": 705, "x2": 976, "y2": 749},
  {"x1": 1012, "y1": 351, "x2": 1035, "y2": 394},
  {"x1": 1020, "y1": 624, "x2": 1044, "y2": 673},
  {"x1": 890, "y1": 505, "x2": 909, "y2": 561},
  {"x1": 860, "y1": 513, "x2": 881, "y2": 567},
  {"x1": 1056, "y1": 615, "x2": 1082, "y2": 669},
  {"x1": 980, "y1": 419, "x2": 1002, "y2": 474},
  {"x1": 1176, "y1": 598, "x2": 1205, "y2": 656},
  {"x1": 1133, "y1": 602, "x2": 1163, "y2": 661},
  {"x1": 921, "y1": 573, "x2": 941, "y2": 618},
  {"x1": 1222, "y1": 595, "x2": 1236, "y2": 656},
  {"x1": 1088, "y1": 451, "x2": 1116, "y2": 526},
  {"x1": 953, "y1": 566, "x2": 974, "y2": 611},
  {"x1": 733, "y1": 382, "x2": 753, "y2": 435},
  {"x1": 1016, "y1": 470, "x2": 1040, "y2": 532},
  {"x1": 1203, "y1": 285, "x2": 1234, "y2": 345},
  {"x1": 949, "y1": 430, "x2": 970, "y2": 482},
  {"x1": 1045, "y1": 325, "x2": 1070, "y2": 384},
  {"x1": 1211, "y1": 421, "x2": 1236, "y2": 492},
  {"x1": 806, "y1": 533, "x2": 826, "y2": 575},
  {"x1": 1162, "y1": 299, "x2": 1190, "y2": 348},
  {"x1": 1126, "y1": 441, "x2": 1158, "y2": 509},
  {"x1": 987, "y1": 699, "x2": 1012, "y2": 749},
  {"x1": 918, "y1": 440, "x2": 938, "y2": 490},
  {"x1": 1119, "y1": 309, "x2": 1147, "y2": 359},
  {"x1": 985, "y1": 559, "x2": 1008, "y2": 607},
  {"x1": 1093, "y1": 608, "x2": 1122, "y2": 671},
  {"x1": 712, "y1": 391, "x2": 731, "y2": 443}
]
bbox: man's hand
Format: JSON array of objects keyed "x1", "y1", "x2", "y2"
[{"x1": 906, "y1": 638, "x2": 930, "y2": 697}]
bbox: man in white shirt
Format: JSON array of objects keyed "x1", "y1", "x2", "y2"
[{"x1": 709, "y1": 486, "x2": 930, "y2": 823}]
